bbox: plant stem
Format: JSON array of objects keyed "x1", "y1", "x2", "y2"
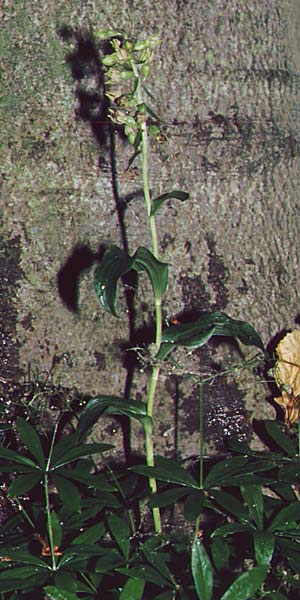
[
  {"x1": 199, "y1": 383, "x2": 204, "y2": 490},
  {"x1": 45, "y1": 422, "x2": 58, "y2": 571},
  {"x1": 133, "y1": 62, "x2": 162, "y2": 532}
]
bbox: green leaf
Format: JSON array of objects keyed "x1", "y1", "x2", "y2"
[
  {"x1": 212, "y1": 523, "x2": 252, "y2": 539},
  {"x1": 219, "y1": 565, "x2": 268, "y2": 600},
  {"x1": 150, "y1": 190, "x2": 189, "y2": 216},
  {"x1": 56, "y1": 467, "x2": 116, "y2": 492},
  {"x1": 0, "y1": 447, "x2": 38, "y2": 469},
  {"x1": 52, "y1": 475, "x2": 81, "y2": 513},
  {"x1": 211, "y1": 539, "x2": 230, "y2": 570},
  {"x1": 148, "y1": 487, "x2": 188, "y2": 508},
  {"x1": 95, "y1": 548, "x2": 124, "y2": 572},
  {"x1": 269, "y1": 501, "x2": 300, "y2": 532},
  {"x1": 8, "y1": 472, "x2": 41, "y2": 497},
  {"x1": 130, "y1": 246, "x2": 168, "y2": 299},
  {"x1": 191, "y1": 538, "x2": 213, "y2": 600},
  {"x1": 50, "y1": 443, "x2": 113, "y2": 468},
  {"x1": 117, "y1": 566, "x2": 171, "y2": 588},
  {"x1": 184, "y1": 490, "x2": 205, "y2": 521},
  {"x1": 241, "y1": 485, "x2": 263, "y2": 529},
  {"x1": 253, "y1": 530, "x2": 275, "y2": 566},
  {"x1": 71, "y1": 522, "x2": 105, "y2": 545},
  {"x1": 132, "y1": 456, "x2": 199, "y2": 488},
  {"x1": 264, "y1": 420, "x2": 297, "y2": 455},
  {"x1": 77, "y1": 395, "x2": 151, "y2": 439},
  {"x1": 108, "y1": 514, "x2": 130, "y2": 561},
  {"x1": 157, "y1": 311, "x2": 264, "y2": 360},
  {"x1": 0, "y1": 566, "x2": 42, "y2": 580},
  {"x1": 153, "y1": 593, "x2": 175, "y2": 600},
  {"x1": 44, "y1": 586, "x2": 80, "y2": 600},
  {"x1": 0, "y1": 550, "x2": 49, "y2": 569},
  {"x1": 204, "y1": 456, "x2": 276, "y2": 488},
  {"x1": 49, "y1": 510, "x2": 62, "y2": 548},
  {"x1": 141, "y1": 539, "x2": 175, "y2": 585},
  {"x1": 278, "y1": 462, "x2": 300, "y2": 484},
  {"x1": 209, "y1": 490, "x2": 249, "y2": 522},
  {"x1": 204, "y1": 456, "x2": 248, "y2": 488},
  {"x1": 16, "y1": 418, "x2": 45, "y2": 467},
  {"x1": 94, "y1": 245, "x2": 168, "y2": 316},
  {"x1": 120, "y1": 577, "x2": 145, "y2": 600},
  {"x1": 94, "y1": 246, "x2": 130, "y2": 316},
  {"x1": 54, "y1": 571, "x2": 78, "y2": 592},
  {"x1": 50, "y1": 434, "x2": 80, "y2": 465}
]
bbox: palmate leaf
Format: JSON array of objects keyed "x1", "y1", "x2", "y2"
[
  {"x1": 157, "y1": 311, "x2": 264, "y2": 361},
  {"x1": 150, "y1": 190, "x2": 189, "y2": 216},
  {"x1": 94, "y1": 245, "x2": 168, "y2": 316}
]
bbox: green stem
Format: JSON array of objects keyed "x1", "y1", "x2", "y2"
[
  {"x1": 45, "y1": 423, "x2": 59, "y2": 571},
  {"x1": 298, "y1": 417, "x2": 300, "y2": 457},
  {"x1": 199, "y1": 383, "x2": 204, "y2": 490},
  {"x1": 14, "y1": 498, "x2": 35, "y2": 529},
  {"x1": 133, "y1": 62, "x2": 162, "y2": 533}
]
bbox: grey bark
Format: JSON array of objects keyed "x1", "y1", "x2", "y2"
[{"x1": 1, "y1": 0, "x2": 300, "y2": 457}]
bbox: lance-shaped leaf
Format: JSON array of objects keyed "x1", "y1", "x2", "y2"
[
  {"x1": 108, "y1": 514, "x2": 130, "y2": 561},
  {"x1": 220, "y1": 565, "x2": 268, "y2": 600},
  {"x1": 131, "y1": 456, "x2": 199, "y2": 488},
  {"x1": 16, "y1": 418, "x2": 45, "y2": 468},
  {"x1": 253, "y1": 531, "x2": 275, "y2": 566},
  {"x1": 191, "y1": 538, "x2": 213, "y2": 600},
  {"x1": 77, "y1": 395, "x2": 151, "y2": 439},
  {"x1": 8, "y1": 472, "x2": 42, "y2": 497},
  {"x1": 157, "y1": 311, "x2": 264, "y2": 361},
  {"x1": 268, "y1": 500, "x2": 300, "y2": 532},
  {"x1": 94, "y1": 245, "x2": 168, "y2": 316},
  {"x1": 44, "y1": 587, "x2": 80, "y2": 600},
  {"x1": 50, "y1": 442, "x2": 113, "y2": 469},
  {"x1": 241, "y1": 485, "x2": 263, "y2": 529},
  {"x1": 0, "y1": 448, "x2": 38, "y2": 469},
  {"x1": 150, "y1": 190, "x2": 189, "y2": 216}
]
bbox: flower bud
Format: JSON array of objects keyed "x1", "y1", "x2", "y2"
[
  {"x1": 96, "y1": 29, "x2": 123, "y2": 40},
  {"x1": 124, "y1": 40, "x2": 134, "y2": 51},
  {"x1": 149, "y1": 124, "x2": 160, "y2": 136},
  {"x1": 133, "y1": 40, "x2": 148, "y2": 51},
  {"x1": 127, "y1": 132, "x2": 136, "y2": 145},
  {"x1": 141, "y1": 63, "x2": 151, "y2": 78},
  {"x1": 120, "y1": 69, "x2": 135, "y2": 80},
  {"x1": 102, "y1": 53, "x2": 117, "y2": 67}
]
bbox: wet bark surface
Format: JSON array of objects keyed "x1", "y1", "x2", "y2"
[{"x1": 1, "y1": 1, "x2": 300, "y2": 458}]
